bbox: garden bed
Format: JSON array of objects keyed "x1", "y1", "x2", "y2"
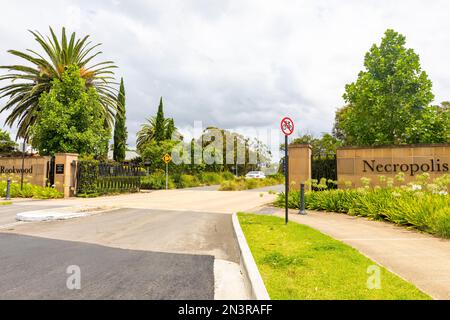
[
  {"x1": 0, "y1": 181, "x2": 63, "y2": 199},
  {"x1": 274, "y1": 174, "x2": 450, "y2": 238},
  {"x1": 219, "y1": 174, "x2": 284, "y2": 191}
]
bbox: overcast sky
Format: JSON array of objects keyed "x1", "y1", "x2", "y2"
[{"x1": 1, "y1": 0, "x2": 449, "y2": 154}]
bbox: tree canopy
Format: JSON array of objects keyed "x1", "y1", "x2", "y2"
[
  {"x1": 136, "y1": 97, "x2": 178, "y2": 153},
  {"x1": 338, "y1": 29, "x2": 438, "y2": 146},
  {"x1": 0, "y1": 129, "x2": 16, "y2": 154},
  {"x1": 113, "y1": 78, "x2": 127, "y2": 162},
  {"x1": 291, "y1": 133, "x2": 342, "y2": 157},
  {"x1": 30, "y1": 65, "x2": 111, "y2": 157}
]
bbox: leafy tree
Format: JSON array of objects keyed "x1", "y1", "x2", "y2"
[
  {"x1": 291, "y1": 133, "x2": 342, "y2": 157},
  {"x1": 154, "y1": 97, "x2": 166, "y2": 142},
  {"x1": 136, "y1": 117, "x2": 157, "y2": 152},
  {"x1": 30, "y1": 65, "x2": 111, "y2": 157},
  {"x1": 199, "y1": 127, "x2": 272, "y2": 173},
  {"x1": 0, "y1": 129, "x2": 17, "y2": 153},
  {"x1": 340, "y1": 29, "x2": 434, "y2": 145},
  {"x1": 332, "y1": 105, "x2": 351, "y2": 142},
  {"x1": 165, "y1": 118, "x2": 176, "y2": 140},
  {"x1": 113, "y1": 78, "x2": 127, "y2": 162},
  {"x1": 136, "y1": 97, "x2": 178, "y2": 152},
  {"x1": 0, "y1": 27, "x2": 117, "y2": 140},
  {"x1": 405, "y1": 102, "x2": 450, "y2": 143},
  {"x1": 139, "y1": 139, "x2": 178, "y2": 172}
]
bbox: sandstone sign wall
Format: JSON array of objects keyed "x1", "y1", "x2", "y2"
[
  {"x1": 0, "y1": 156, "x2": 51, "y2": 186},
  {"x1": 288, "y1": 144, "x2": 312, "y2": 191},
  {"x1": 337, "y1": 144, "x2": 450, "y2": 187}
]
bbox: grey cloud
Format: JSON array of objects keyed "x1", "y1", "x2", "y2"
[{"x1": 1, "y1": 0, "x2": 450, "y2": 151}]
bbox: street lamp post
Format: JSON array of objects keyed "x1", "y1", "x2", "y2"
[{"x1": 20, "y1": 139, "x2": 26, "y2": 190}]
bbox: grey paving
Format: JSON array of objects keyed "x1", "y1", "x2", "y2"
[{"x1": 0, "y1": 233, "x2": 214, "y2": 300}]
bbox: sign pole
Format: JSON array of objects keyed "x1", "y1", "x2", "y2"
[
  {"x1": 162, "y1": 153, "x2": 172, "y2": 190},
  {"x1": 165, "y1": 162, "x2": 168, "y2": 190},
  {"x1": 285, "y1": 135, "x2": 289, "y2": 225},
  {"x1": 20, "y1": 140, "x2": 26, "y2": 190},
  {"x1": 280, "y1": 116, "x2": 294, "y2": 225}
]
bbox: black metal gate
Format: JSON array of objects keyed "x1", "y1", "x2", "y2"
[
  {"x1": 311, "y1": 155, "x2": 337, "y2": 189},
  {"x1": 46, "y1": 157, "x2": 55, "y2": 187}
]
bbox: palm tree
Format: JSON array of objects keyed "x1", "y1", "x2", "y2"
[
  {"x1": 136, "y1": 117, "x2": 157, "y2": 152},
  {"x1": 136, "y1": 117, "x2": 180, "y2": 152},
  {"x1": 0, "y1": 27, "x2": 118, "y2": 140}
]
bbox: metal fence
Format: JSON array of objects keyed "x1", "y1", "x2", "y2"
[
  {"x1": 76, "y1": 161, "x2": 143, "y2": 195},
  {"x1": 311, "y1": 155, "x2": 337, "y2": 189}
]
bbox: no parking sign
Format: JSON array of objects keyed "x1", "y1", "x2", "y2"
[
  {"x1": 281, "y1": 117, "x2": 294, "y2": 136},
  {"x1": 281, "y1": 117, "x2": 295, "y2": 224}
]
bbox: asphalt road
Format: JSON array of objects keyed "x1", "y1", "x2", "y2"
[
  {"x1": 0, "y1": 233, "x2": 214, "y2": 299},
  {"x1": 0, "y1": 208, "x2": 241, "y2": 299},
  {"x1": 183, "y1": 184, "x2": 284, "y2": 192},
  {"x1": 0, "y1": 187, "x2": 277, "y2": 299}
]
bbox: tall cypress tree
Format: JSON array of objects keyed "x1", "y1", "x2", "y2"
[
  {"x1": 113, "y1": 78, "x2": 128, "y2": 162},
  {"x1": 154, "y1": 97, "x2": 166, "y2": 142},
  {"x1": 165, "y1": 118, "x2": 175, "y2": 140}
]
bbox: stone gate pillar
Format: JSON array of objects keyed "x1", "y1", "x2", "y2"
[
  {"x1": 288, "y1": 144, "x2": 312, "y2": 191},
  {"x1": 54, "y1": 153, "x2": 79, "y2": 198}
]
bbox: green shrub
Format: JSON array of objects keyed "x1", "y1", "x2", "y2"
[
  {"x1": 176, "y1": 174, "x2": 201, "y2": 188},
  {"x1": 245, "y1": 178, "x2": 260, "y2": 189},
  {"x1": 219, "y1": 175, "x2": 285, "y2": 191},
  {"x1": 76, "y1": 160, "x2": 99, "y2": 194},
  {"x1": 266, "y1": 173, "x2": 285, "y2": 182},
  {"x1": 220, "y1": 171, "x2": 235, "y2": 181},
  {"x1": 219, "y1": 180, "x2": 244, "y2": 191},
  {"x1": 199, "y1": 172, "x2": 223, "y2": 185},
  {"x1": 141, "y1": 170, "x2": 175, "y2": 189},
  {"x1": 140, "y1": 171, "x2": 236, "y2": 190},
  {"x1": 0, "y1": 181, "x2": 63, "y2": 199},
  {"x1": 275, "y1": 174, "x2": 450, "y2": 238}
]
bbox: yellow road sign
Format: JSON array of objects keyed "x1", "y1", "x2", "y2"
[{"x1": 162, "y1": 153, "x2": 172, "y2": 164}]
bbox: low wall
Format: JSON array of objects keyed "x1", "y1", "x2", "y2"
[
  {"x1": 0, "y1": 153, "x2": 79, "y2": 197},
  {"x1": 0, "y1": 156, "x2": 51, "y2": 186},
  {"x1": 337, "y1": 144, "x2": 450, "y2": 187}
]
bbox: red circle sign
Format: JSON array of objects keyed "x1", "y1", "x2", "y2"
[{"x1": 281, "y1": 117, "x2": 294, "y2": 136}]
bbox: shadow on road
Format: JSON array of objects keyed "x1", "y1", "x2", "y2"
[{"x1": 0, "y1": 233, "x2": 214, "y2": 300}]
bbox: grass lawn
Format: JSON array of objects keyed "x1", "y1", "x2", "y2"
[
  {"x1": 238, "y1": 213, "x2": 431, "y2": 300},
  {"x1": 0, "y1": 201, "x2": 12, "y2": 206}
]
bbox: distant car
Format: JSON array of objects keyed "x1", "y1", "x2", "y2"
[{"x1": 245, "y1": 171, "x2": 266, "y2": 179}]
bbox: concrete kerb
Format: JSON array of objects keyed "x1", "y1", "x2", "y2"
[
  {"x1": 231, "y1": 213, "x2": 270, "y2": 300},
  {"x1": 16, "y1": 206, "x2": 119, "y2": 222}
]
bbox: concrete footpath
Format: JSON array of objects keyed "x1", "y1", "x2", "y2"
[{"x1": 270, "y1": 209, "x2": 450, "y2": 300}]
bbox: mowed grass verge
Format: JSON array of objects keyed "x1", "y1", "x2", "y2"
[
  {"x1": 238, "y1": 213, "x2": 430, "y2": 300},
  {"x1": 0, "y1": 201, "x2": 12, "y2": 206}
]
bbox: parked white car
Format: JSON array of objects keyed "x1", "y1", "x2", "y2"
[{"x1": 245, "y1": 171, "x2": 266, "y2": 179}]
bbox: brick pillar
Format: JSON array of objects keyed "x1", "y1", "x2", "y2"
[
  {"x1": 288, "y1": 144, "x2": 312, "y2": 191},
  {"x1": 54, "y1": 153, "x2": 79, "y2": 198}
]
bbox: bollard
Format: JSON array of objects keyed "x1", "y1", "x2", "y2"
[
  {"x1": 6, "y1": 178, "x2": 11, "y2": 200},
  {"x1": 299, "y1": 183, "x2": 306, "y2": 215}
]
